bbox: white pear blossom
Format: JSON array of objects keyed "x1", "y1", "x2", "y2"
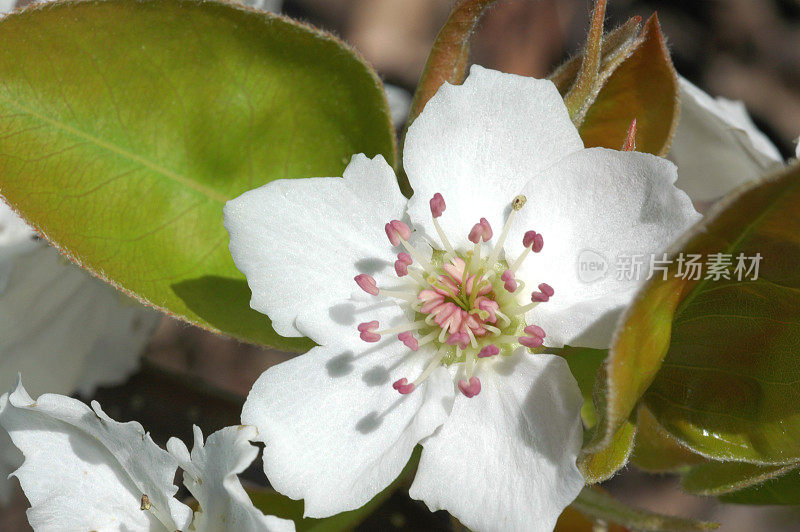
[
  {"x1": 669, "y1": 77, "x2": 787, "y2": 202},
  {"x1": 224, "y1": 66, "x2": 699, "y2": 531},
  {"x1": 0, "y1": 378, "x2": 294, "y2": 531}
]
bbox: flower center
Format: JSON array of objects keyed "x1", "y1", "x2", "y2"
[{"x1": 354, "y1": 193, "x2": 553, "y2": 398}]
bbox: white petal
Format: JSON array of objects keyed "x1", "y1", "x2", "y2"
[
  {"x1": 505, "y1": 148, "x2": 699, "y2": 348},
  {"x1": 409, "y1": 352, "x2": 584, "y2": 532},
  {"x1": 0, "y1": 379, "x2": 192, "y2": 531},
  {"x1": 224, "y1": 154, "x2": 408, "y2": 337},
  {"x1": 242, "y1": 301, "x2": 455, "y2": 518},
  {"x1": 404, "y1": 65, "x2": 583, "y2": 244},
  {"x1": 167, "y1": 425, "x2": 294, "y2": 532},
  {"x1": 669, "y1": 77, "x2": 784, "y2": 201},
  {"x1": 0, "y1": 244, "x2": 159, "y2": 398}
]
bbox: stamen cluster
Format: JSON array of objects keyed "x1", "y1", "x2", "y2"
[{"x1": 354, "y1": 193, "x2": 553, "y2": 398}]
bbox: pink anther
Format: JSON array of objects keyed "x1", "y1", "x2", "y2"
[
  {"x1": 393, "y1": 378, "x2": 415, "y2": 395},
  {"x1": 519, "y1": 335, "x2": 544, "y2": 348},
  {"x1": 500, "y1": 269, "x2": 518, "y2": 292},
  {"x1": 446, "y1": 331, "x2": 469, "y2": 350},
  {"x1": 395, "y1": 259, "x2": 409, "y2": 277},
  {"x1": 385, "y1": 220, "x2": 411, "y2": 246},
  {"x1": 531, "y1": 291, "x2": 550, "y2": 303},
  {"x1": 358, "y1": 321, "x2": 380, "y2": 343},
  {"x1": 354, "y1": 274, "x2": 379, "y2": 296},
  {"x1": 538, "y1": 283, "x2": 554, "y2": 297},
  {"x1": 458, "y1": 376, "x2": 481, "y2": 398},
  {"x1": 479, "y1": 218, "x2": 493, "y2": 240},
  {"x1": 468, "y1": 218, "x2": 492, "y2": 244},
  {"x1": 524, "y1": 324, "x2": 546, "y2": 339},
  {"x1": 523, "y1": 231, "x2": 544, "y2": 253},
  {"x1": 430, "y1": 193, "x2": 446, "y2": 218},
  {"x1": 397, "y1": 252, "x2": 412, "y2": 265},
  {"x1": 478, "y1": 344, "x2": 500, "y2": 358},
  {"x1": 398, "y1": 331, "x2": 419, "y2": 351},
  {"x1": 468, "y1": 222, "x2": 484, "y2": 244}
]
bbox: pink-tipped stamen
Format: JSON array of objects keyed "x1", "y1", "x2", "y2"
[
  {"x1": 479, "y1": 218, "x2": 493, "y2": 240},
  {"x1": 393, "y1": 378, "x2": 415, "y2": 395},
  {"x1": 395, "y1": 259, "x2": 409, "y2": 277},
  {"x1": 522, "y1": 231, "x2": 544, "y2": 253},
  {"x1": 500, "y1": 269, "x2": 517, "y2": 292},
  {"x1": 354, "y1": 274, "x2": 379, "y2": 296},
  {"x1": 397, "y1": 252, "x2": 412, "y2": 265},
  {"x1": 458, "y1": 376, "x2": 481, "y2": 398},
  {"x1": 538, "y1": 283, "x2": 554, "y2": 297},
  {"x1": 398, "y1": 331, "x2": 419, "y2": 351},
  {"x1": 430, "y1": 193, "x2": 446, "y2": 218},
  {"x1": 511, "y1": 230, "x2": 544, "y2": 273},
  {"x1": 358, "y1": 321, "x2": 380, "y2": 343},
  {"x1": 478, "y1": 344, "x2": 500, "y2": 358},
  {"x1": 385, "y1": 220, "x2": 412, "y2": 246},
  {"x1": 519, "y1": 335, "x2": 544, "y2": 348},
  {"x1": 468, "y1": 222, "x2": 485, "y2": 244},
  {"x1": 531, "y1": 291, "x2": 550, "y2": 303},
  {"x1": 430, "y1": 194, "x2": 455, "y2": 254},
  {"x1": 524, "y1": 324, "x2": 546, "y2": 339}
]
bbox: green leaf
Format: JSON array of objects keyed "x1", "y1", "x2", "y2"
[
  {"x1": 583, "y1": 275, "x2": 684, "y2": 457},
  {"x1": 555, "y1": 505, "x2": 630, "y2": 532},
  {"x1": 632, "y1": 406, "x2": 706, "y2": 473},
  {"x1": 0, "y1": 0, "x2": 396, "y2": 349},
  {"x1": 579, "y1": 14, "x2": 679, "y2": 156},
  {"x1": 570, "y1": 487, "x2": 718, "y2": 531},
  {"x1": 578, "y1": 420, "x2": 636, "y2": 484},
  {"x1": 588, "y1": 162, "x2": 800, "y2": 466},
  {"x1": 560, "y1": 347, "x2": 637, "y2": 483},
  {"x1": 563, "y1": 347, "x2": 608, "y2": 428},
  {"x1": 719, "y1": 467, "x2": 800, "y2": 505},
  {"x1": 248, "y1": 447, "x2": 420, "y2": 531},
  {"x1": 642, "y1": 162, "x2": 800, "y2": 463},
  {"x1": 682, "y1": 461, "x2": 795, "y2": 497}
]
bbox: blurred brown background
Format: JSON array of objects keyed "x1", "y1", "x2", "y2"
[{"x1": 4, "y1": 0, "x2": 800, "y2": 530}]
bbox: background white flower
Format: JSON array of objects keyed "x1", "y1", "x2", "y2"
[
  {"x1": 168, "y1": 425, "x2": 295, "y2": 532},
  {"x1": 225, "y1": 66, "x2": 698, "y2": 531},
  {"x1": 0, "y1": 379, "x2": 294, "y2": 531},
  {"x1": 0, "y1": 378, "x2": 193, "y2": 530},
  {"x1": 669, "y1": 77, "x2": 788, "y2": 202},
  {"x1": 0, "y1": 202, "x2": 161, "y2": 504}
]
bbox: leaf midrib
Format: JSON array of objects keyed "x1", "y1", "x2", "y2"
[{"x1": 0, "y1": 94, "x2": 230, "y2": 204}]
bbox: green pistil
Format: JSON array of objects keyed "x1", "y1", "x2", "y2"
[{"x1": 415, "y1": 247, "x2": 529, "y2": 366}]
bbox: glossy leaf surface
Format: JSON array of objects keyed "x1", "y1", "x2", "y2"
[{"x1": 0, "y1": 0, "x2": 396, "y2": 349}]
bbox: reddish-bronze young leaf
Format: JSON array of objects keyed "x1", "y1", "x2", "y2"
[
  {"x1": 579, "y1": 14, "x2": 679, "y2": 156},
  {"x1": 406, "y1": 0, "x2": 500, "y2": 126}
]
